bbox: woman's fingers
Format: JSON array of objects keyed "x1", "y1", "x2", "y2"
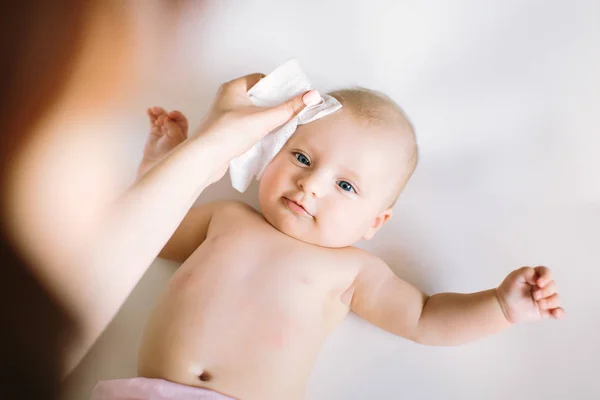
[
  {"x1": 219, "y1": 73, "x2": 265, "y2": 97},
  {"x1": 242, "y1": 73, "x2": 266, "y2": 91},
  {"x1": 255, "y1": 90, "x2": 320, "y2": 130}
]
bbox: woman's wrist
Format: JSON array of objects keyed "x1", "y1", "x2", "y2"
[{"x1": 189, "y1": 130, "x2": 233, "y2": 171}]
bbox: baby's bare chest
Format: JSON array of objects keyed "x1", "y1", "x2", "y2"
[{"x1": 181, "y1": 208, "x2": 360, "y2": 306}]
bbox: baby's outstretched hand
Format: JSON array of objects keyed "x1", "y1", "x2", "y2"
[
  {"x1": 496, "y1": 266, "x2": 565, "y2": 324},
  {"x1": 136, "y1": 107, "x2": 189, "y2": 180}
]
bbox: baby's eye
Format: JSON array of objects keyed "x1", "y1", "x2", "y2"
[
  {"x1": 294, "y1": 152, "x2": 311, "y2": 166},
  {"x1": 337, "y1": 180, "x2": 356, "y2": 193}
]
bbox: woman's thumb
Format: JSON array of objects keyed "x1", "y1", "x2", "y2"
[{"x1": 258, "y1": 90, "x2": 321, "y2": 129}]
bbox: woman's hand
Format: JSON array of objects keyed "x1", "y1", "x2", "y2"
[{"x1": 196, "y1": 73, "x2": 320, "y2": 161}]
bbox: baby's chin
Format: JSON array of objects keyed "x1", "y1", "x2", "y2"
[{"x1": 260, "y1": 209, "x2": 357, "y2": 248}]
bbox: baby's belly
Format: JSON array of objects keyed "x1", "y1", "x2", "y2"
[{"x1": 138, "y1": 254, "x2": 350, "y2": 400}]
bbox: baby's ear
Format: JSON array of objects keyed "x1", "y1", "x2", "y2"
[{"x1": 363, "y1": 208, "x2": 393, "y2": 240}]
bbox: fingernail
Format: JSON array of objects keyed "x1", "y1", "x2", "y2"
[{"x1": 302, "y1": 90, "x2": 321, "y2": 107}]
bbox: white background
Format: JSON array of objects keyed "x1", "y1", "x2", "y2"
[{"x1": 63, "y1": 1, "x2": 599, "y2": 399}]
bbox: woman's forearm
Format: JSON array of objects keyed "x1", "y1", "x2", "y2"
[{"x1": 64, "y1": 134, "x2": 227, "y2": 374}]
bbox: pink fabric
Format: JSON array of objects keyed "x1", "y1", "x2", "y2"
[{"x1": 91, "y1": 377, "x2": 238, "y2": 400}]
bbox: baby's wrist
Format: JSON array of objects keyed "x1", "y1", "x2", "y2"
[{"x1": 494, "y1": 288, "x2": 513, "y2": 325}]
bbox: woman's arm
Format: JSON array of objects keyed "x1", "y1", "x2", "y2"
[{"x1": 66, "y1": 134, "x2": 228, "y2": 372}]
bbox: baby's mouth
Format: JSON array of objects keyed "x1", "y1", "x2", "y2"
[{"x1": 283, "y1": 197, "x2": 313, "y2": 218}]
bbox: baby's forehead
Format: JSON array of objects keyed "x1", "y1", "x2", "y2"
[
  {"x1": 288, "y1": 110, "x2": 413, "y2": 176},
  {"x1": 293, "y1": 109, "x2": 375, "y2": 139},
  {"x1": 291, "y1": 109, "x2": 411, "y2": 155}
]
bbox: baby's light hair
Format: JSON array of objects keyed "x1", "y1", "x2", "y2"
[{"x1": 328, "y1": 87, "x2": 418, "y2": 207}]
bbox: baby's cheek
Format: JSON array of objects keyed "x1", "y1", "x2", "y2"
[
  {"x1": 261, "y1": 158, "x2": 286, "y2": 188},
  {"x1": 351, "y1": 207, "x2": 377, "y2": 237},
  {"x1": 320, "y1": 207, "x2": 362, "y2": 243},
  {"x1": 258, "y1": 165, "x2": 281, "y2": 199}
]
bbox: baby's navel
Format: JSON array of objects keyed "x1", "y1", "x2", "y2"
[
  {"x1": 189, "y1": 362, "x2": 212, "y2": 382},
  {"x1": 199, "y1": 371, "x2": 212, "y2": 381}
]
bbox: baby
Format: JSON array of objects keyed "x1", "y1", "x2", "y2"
[{"x1": 94, "y1": 88, "x2": 564, "y2": 400}]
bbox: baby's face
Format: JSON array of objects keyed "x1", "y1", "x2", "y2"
[{"x1": 258, "y1": 109, "x2": 413, "y2": 248}]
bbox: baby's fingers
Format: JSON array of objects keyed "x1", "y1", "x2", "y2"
[
  {"x1": 534, "y1": 266, "x2": 552, "y2": 287},
  {"x1": 167, "y1": 110, "x2": 185, "y2": 121},
  {"x1": 533, "y1": 280, "x2": 557, "y2": 300},
  {"x1": 162, "y1": 117, "x2": 187, "y2": 142},
  {"x1": 167, "y1": 111, "x2": 189, "y2": 137},
  {"x1": 538, "y1": 293, "x2": 561, "y2": 310},
  {"x1": 513, "y1": 266, "x2": 538, "y2": 286},
  {"x1": 148, "y1": 106, "x2": 167, "y2": 124},
  {"x1": 155, "y1": 114, "x2": 167, "y2": 127},
  {"x1": 550, "y1": 307, "x2": 566, "y2": 319}
]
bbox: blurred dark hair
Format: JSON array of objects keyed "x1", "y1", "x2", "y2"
[{"x1": 0, "y1": 1, "x2": 85, "y2": 398}]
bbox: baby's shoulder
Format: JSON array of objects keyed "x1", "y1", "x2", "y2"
[
  {"x1": 339, "y1": 246, "x2": 385, "y2": 270},
  {"x1": 208, "y1": 199, "x2": 260, "y2": 223}
]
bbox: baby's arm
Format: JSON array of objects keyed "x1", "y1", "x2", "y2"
[{"x1": 351, "y1": 255, "x2": 564, "y2": 346}]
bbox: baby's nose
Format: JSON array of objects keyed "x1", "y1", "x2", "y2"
[{"x1": 298, "y1": 174, "x2": 325, "y2": 198}]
